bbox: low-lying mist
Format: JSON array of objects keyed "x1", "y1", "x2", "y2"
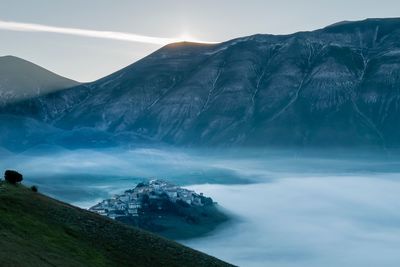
[
  {"x1": 1, "y1": 145, "x2": 400, "y2": 266},
  {"x1": 185, "y1": 175, "x2": 400, "y2": 267}
]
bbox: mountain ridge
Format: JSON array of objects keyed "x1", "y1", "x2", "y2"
[
  {"x1": 2, "y1": 18, "x2": 400, "y2": 149},
  {"x1": 0, "y1": 55, "x2": 79, "y2": 104}
]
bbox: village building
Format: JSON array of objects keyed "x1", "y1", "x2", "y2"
[{"x1": 89, "y1": 179, "x2": 209, "y2": 220}]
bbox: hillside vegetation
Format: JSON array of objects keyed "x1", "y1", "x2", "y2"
[{"x1": 0, "y1": 181, "x2": 233, "y2": 267}]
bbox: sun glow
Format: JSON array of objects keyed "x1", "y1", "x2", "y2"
[
  {"x1": 178, "y1": 32, "x2": 219, "y2": 44},
  {"x1": 0, "y1": 19, "x2": 218, "y2": 45}
]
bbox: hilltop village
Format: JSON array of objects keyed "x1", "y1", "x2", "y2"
[
  {"x1": 89, "y1": 179, "x2": 228, "y2": 239},
  {"x1": 89, "y1": 179, "x2": 214, "y2": 219}
]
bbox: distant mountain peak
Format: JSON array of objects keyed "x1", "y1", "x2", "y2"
[
  {"x1": 0, "y1": 55, "x2": 79, "y2": 104},
  {"x1": 323, "y1": 17, "x2": 400, "y2": 32},
  {"x1": 2, "y1": 18, "x2": 400, "y2": 150}
]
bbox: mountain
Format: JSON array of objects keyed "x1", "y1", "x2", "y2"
[
  {"x1": 3, "y1": 18, "x2": 400, "y2": 149},
  {"x1": 0, "y1": 114, "x2": 61, "y2": 152},
  {"x1": 0, "y1": 181, "x2": 233, "y2": 267},
  {"x1": 0, "y1": 56, "x2": 79, "y2": 104}
]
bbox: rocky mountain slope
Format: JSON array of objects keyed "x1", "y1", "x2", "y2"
[
  {"x1": 0, "y1": 182, "x2": 233, "y2": 267},
  {"x1": 3, "y1": 18, "x2": 400, "y2": 149},
  {"x1": 0, "y1": 56, "x2": 79, "y2": 104}
]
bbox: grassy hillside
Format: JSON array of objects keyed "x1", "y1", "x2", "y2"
[{"x1": 0, "y1": 181, "x2": 233, "y2": 267}]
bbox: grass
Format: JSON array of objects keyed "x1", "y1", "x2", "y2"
[{"x1": 0, "y1": 181, "x2": 234, "y2": 267}]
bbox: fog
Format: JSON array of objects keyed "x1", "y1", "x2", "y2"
[
  {"x1": 1, "y1": 146, "x2": 400, "y2": 266},
  {"x1": 0, "y1": 147, "x2": 254, "y2": 206},
  {"x1": 185, "y1": 176, "x2": 400, "y2": 267}
]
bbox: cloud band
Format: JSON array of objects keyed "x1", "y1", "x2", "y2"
[{"x1": 0, "y1": 19, "x2": 182, "y2": 45}]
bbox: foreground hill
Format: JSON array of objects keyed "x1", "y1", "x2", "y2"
[
  {"x1": 0, "y1": 182, "x2": 233, "y2": 267},
  {"x1": 3, "y1": 18, "x2": 400, "y2": 149},
  {"x1": 0, "y1": 56, "x2": 78, "y2": 104}
]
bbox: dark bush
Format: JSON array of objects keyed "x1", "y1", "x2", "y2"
[
  {"x1": 4, "y1": 170, "x2": 23, "y2": 184},
  {"x1": 200, "y1": 196, "x2": 213, "y2": 206},
  {"x1": 142, "y1": 194, "x2": 150, "y2": 204},
  {"x1": 176, "y1": 199, "x2": 190, "y2": 208},
  {"x1": 31, "y1": 185, "x2": 38, "y2": 192},
  {"x1": 136, "y1": 182, "x2": 146, "y2": 188}
]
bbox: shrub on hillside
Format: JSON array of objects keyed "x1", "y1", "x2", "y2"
[
  {"x1": 31, "y1": 185, "x2": 38, "y2": 192},
  {"x1": 4, "y1": 170, "x2": 23, "y2": 184},
  {"x1": 200, "y1": 196, "x2": 213, "y2": 206}
]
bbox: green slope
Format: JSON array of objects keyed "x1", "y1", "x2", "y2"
[{"x1": 0, "y1": 182, "x2": 233, "y2": 267}]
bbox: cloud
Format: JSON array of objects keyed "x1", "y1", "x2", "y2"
[
  {"x1": 185, "y1": 176, "x2": 400, "y2": 267},
  {"x1": 0, "y1": 19, "x2": 213, "y2": 45}
]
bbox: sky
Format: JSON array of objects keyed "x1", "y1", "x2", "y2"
[{"x1": 0, "y1": 0, "x2": 399, "y2": 82}]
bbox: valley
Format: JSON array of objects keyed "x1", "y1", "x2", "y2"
[{"x1": 1, "y1": 15, "x2": 400, "y2": 267}]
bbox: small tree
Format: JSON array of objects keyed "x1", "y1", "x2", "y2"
[
  {"x1": 31, "y1": 185, "x2": 38, "y2": 192},
  {"x1": 4, "y1": 170, "x2": 23, "y2": 184}
]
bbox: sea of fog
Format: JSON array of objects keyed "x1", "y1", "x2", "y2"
[{"x1": 1, "y1": 146, "x2": 400, "y2": 267}]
